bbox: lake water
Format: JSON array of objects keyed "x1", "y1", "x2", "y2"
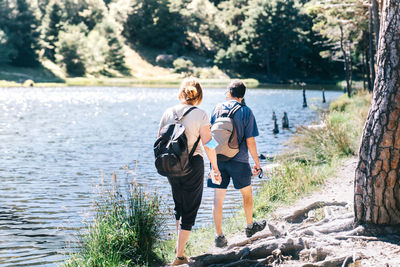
[{"x1": 0, "y1": 86, "x2": 343, "y2": 266}]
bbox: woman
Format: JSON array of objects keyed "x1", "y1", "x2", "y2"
[{"x1": 158, "y1": 77, "x2": 221, "y2": 265}]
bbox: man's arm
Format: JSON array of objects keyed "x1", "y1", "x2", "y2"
[{"x1": 246, "y1": 137, "x2": 261, "y2": 175}]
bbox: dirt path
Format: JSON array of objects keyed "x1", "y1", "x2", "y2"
[{"x1": 189, "y1": 157, "x2": 400, "y2": 266}]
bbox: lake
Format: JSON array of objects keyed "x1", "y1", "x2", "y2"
[{"x1": 0, "y1": 86, "x2": 343, "y2": 266}]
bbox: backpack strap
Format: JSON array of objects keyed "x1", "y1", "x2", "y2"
[
  {"x1": 227, "y1": 102, "x2": 242, "y2": 118},
  {"x1": 189, "y1": 135, "x2": 201, "y2": 159},
  {"x1": 174, "y1": 106, "x2": 200, "y2": 158},
  {"x1": 174, "y1": 106, "x2": 197, "y2": 121}
]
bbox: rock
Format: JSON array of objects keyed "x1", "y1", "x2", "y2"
[
  {"x1": 23, "y1": 79, "x2": 34, "y2": 87},
  {"x1": 155, "y1": 54, "x2": 174, "y2": 66}
]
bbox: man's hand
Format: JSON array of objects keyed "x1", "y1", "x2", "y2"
[{"x1": 252, "y1": 163, "x2": 261, "y2": 176}]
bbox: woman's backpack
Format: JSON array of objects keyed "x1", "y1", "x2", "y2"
[
  {"x1": 154, "y1": 107, "x2": 200, "y2": 177},
  {"x1": 211, "y1": 102, "x2": 242, "y2": 161}
]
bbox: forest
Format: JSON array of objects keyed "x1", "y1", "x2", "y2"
[{"x1": 0, "y1": 0, "x2": 381, "y2": 86}]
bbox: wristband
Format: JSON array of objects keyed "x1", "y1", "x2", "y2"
[{"x1": 205, "y1": 138, "x2": 218, "y2": 149}]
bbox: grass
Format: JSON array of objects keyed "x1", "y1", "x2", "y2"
[{"x1": 65, "y1": 181, "x2": 167, "y2": 267}]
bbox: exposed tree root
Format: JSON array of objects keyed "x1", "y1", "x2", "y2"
[
  {"x1": 189, "y1": 203, "x2": 386, "y2": 267},
  {"x1": 284, "y1": 201, "x2": 348, "y2": 223},
  {"x1": 301, "y1": 254, "x2": 357, "y2": 267}
]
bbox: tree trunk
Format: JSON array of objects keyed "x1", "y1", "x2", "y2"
[
  {"x1": 339, "y1": 25, "x2": 352, "y2": 98},
  {"x1": 372, "y1": 0, "x2": 380, "y2": 50},
  {"x1": 365, "y1": 50, "x2": 372, "y2": 92},
  {"x1": 354, "y1": 0, "x2": 400, "y2": 225},
  {"x1": 369, "y1": 1, "x2": 376, "y2": 90}
]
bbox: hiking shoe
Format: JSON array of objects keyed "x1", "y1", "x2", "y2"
[
  {"x1": 245, "y1": 220, "x2": 267, "y2": 237},
  {"x1": 214, "y1": 234, "x2": 228, "y2": 248},
  {"x1": 172, "y1": 256, "x2": 188, "y2": 266}
]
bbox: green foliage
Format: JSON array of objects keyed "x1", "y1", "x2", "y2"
[
  {"x1": 0, "y1": 0, "x2": 41, "y2": 67},
  {"x1": 82, "y1": 18, "x2": 128, "y2": 75},
  {"x1": 173, "y1": 58, "x2": 194, "y2": 74},
  {"x1": 41, "y1": 0, "x2": 65, "y2": 60},
  {"x1": 120, "y1": 0, "x2": 186, "y2": 50},
  {"x1": 65, "y1": 183, "x2": 166, "y2": 266},
  {"x1": 0, "y1": 30, "x2": 16, "y2": 64},
  {"x1": 100, "y1": 19, "x2": 128, "y2": 73},
  {"x1": 64, "y1": 0, "x2": 107, "y2": 31},
  {"x1": 284, "y1": 92, "x2": 370, "y2": 164},
  {"x1": 55, "y1": 24, "x2": 87, "y2": 76},
  {"x1": 215, "y1": 0, "x2": 332, "y2": 81}
]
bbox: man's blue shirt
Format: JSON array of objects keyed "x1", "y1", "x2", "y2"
[{"x1": 211, "y1": 100, "x2": 259, "y2": 163}]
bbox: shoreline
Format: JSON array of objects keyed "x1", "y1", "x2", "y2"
[
  {"x1": 0, "y1": 78, "x2": 260, "y2": 88},
  {"x1": 0, "y1": 77, "x2": 360, "y2": 91}
]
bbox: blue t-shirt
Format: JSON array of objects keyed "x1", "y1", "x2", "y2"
[{"x1": 211, "y1": 100, "x2": 259, "y2": 163}]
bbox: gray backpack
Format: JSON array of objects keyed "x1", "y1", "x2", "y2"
[{"x1": 211, "y1": 102, "x2": 242, "y2": 161}]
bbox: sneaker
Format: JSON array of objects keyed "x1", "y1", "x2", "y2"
[
  {"x1": 214, "y1": 234, "x2": 228, "y2": 248},
  {"x1": 245, "y1": 220, "x2": 267, "y2": 237},
  {"x1": 172, "y1": 256, "x2": 188, "y2": 266}
]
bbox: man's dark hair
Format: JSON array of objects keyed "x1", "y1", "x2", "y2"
[{"x1": 228, "y1": 80, "x2": 246, "y2": 98}]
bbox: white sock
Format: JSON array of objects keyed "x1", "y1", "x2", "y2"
[{"x1": 247, "y1": 223, "x2": 253, "y2": 229}]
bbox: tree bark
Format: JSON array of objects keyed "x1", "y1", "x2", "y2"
[{"x1": 354, "y1": 0, "x2": 400, "y2": 225}]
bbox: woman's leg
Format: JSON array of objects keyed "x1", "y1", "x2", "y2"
[
  {"x1": 176, "y1": 156, "x2": 204, "y2": 257},
  {"x1": 176, "y1": 229, "x2": 190, "y2": 257}
]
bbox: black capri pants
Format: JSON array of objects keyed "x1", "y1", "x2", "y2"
[{"x1": 167, "y1": 155, "x2": 204, "y2": 231}]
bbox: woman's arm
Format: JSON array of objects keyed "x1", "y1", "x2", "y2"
[{"x1": 199, "y1": 124, "x2": 221, "y2": 182}]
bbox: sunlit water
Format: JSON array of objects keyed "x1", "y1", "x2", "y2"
[{"x1": 0, "y1": 86, "x2": 343, "y2": 266}]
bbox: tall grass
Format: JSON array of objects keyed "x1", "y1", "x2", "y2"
[{"x1": 65, "y1": 182, "x2": 166, "y2": 267}]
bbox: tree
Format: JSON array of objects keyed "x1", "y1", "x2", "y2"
[
  {"x1": 5, "y1": 0, "x2": 41, "y2": 66},
  {"x1": 55, "y1": 24, "x2": 87, "y2": 76},
  {"x1": 0, "y1": 29, "x2": 16, "y2": 63},
  {"x1": 40, "y1": 0, "x2": 65, "y2": 60},
  {"x1": 121, "y1": 0, "x2": 186, "y2": 50},
  {"x1": 215, "y1": 0, "x2": 328, "y2": 81},
  {"x1": 64, "y1": 0, "x2": 107, "y2": 31},
  {"x1": 354, "y1": 0, "x2": 400, "y2": 225},
  {"x1": 308, "y1": 0, "x2": 367, "y2": 97}
]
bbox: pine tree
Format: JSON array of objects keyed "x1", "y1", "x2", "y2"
[
  {"x1": 7, "y1": 0, "x2": 41, "y2": 67},
  {"x1": 41, "y1": 0, "x2": 65, "y2": 60}
]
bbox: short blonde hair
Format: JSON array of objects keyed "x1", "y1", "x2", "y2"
[{"x1": 178, "y1": 77, "x2": 203, "y2": 106}]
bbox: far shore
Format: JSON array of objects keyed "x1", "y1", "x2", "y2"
[{"x1": 0, "y1": 77, "x2": 352, "y2": 90}]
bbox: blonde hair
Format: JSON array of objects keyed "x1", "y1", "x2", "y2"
[{"x1": 178, "y1": 77, "x2": 203, "y2": 106}]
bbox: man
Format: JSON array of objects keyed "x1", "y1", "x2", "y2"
[{"x1": 208, "y1": 80, "x2": 266, "y2": 248}]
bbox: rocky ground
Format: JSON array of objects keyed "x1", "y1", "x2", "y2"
[{"x1": 184, "y1": 157, "x2": 400, "y2": 267}]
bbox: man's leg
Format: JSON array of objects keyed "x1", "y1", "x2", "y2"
[
  {"x1": 239, "y1": 185, "x2": 253, "y2": 225},
  {"x1": 213, "y1": 188, "x2": 227, "y2": 235}
]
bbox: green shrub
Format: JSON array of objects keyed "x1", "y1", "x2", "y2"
[
  {"x1": 173, "y1": 58, "x2": 194, "y2": 74},
  {"x1": 65, "y1": 183, "x2": 166, "y2": 266},
  {"x1": 55, "y1": 24, "x2": 87, "y2": 76}
]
